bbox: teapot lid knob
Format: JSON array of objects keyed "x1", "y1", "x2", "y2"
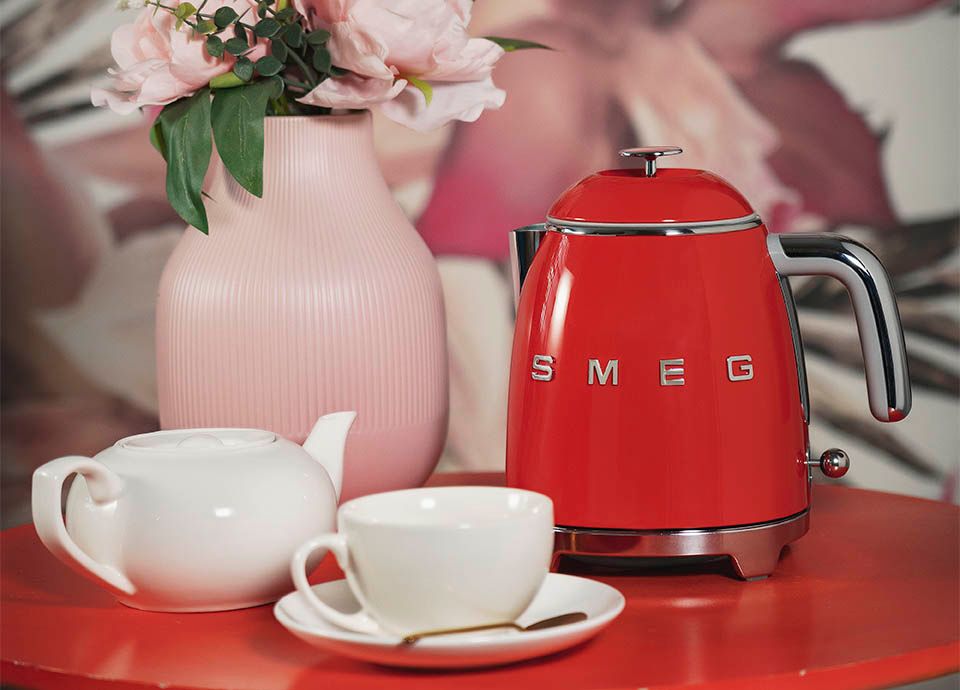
[
  {"x1": 619, "y1": 146, "x2": 683, "y2": 177},
  {"x1": 176, "y1": 434, "x2": 227, "y2": 449}
]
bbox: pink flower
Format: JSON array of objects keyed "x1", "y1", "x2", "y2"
[
  {"x1": 91, "y1": 0, "x2": 267, "y2": 114},
  {"x1": 294, "y1": 0, "x2": 506, "y2": 131}
]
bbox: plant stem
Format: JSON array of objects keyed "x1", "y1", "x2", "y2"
[
  {"x1": 282, "y1": 77, "x2": 311, "y2": 91},
  {"x1": 285, "y1": 48, "x2": 318, "y2": 88},
  {"x1": 269, "y1": 93, "x2": 292, "y2": 115}
]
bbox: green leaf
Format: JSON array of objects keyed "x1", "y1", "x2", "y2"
[
  {"x1": 483, "y1": 36, "x2": 553, "y2": 52},
  {"x1": 149, "y1": 119, "x2": 166, "y2": 162},
  {"x1": 158, "y1": 89, "x2": 212, "y2": 233},
  {"x1": 233, "y1": 57, "x2": 254, "y2": 81},
  {"x1": 211, "y1": 80, "x2": 276, "y2": 198},
  {"x1": 271, "y1": 39, "x2": 288, "y2": 61},
  {"x1": 257, "y1": 4, "x2": 268, "y2": 18},
  {"x1": 312, "y1": 46, "x2": 331, "y2": 73},
  {"x1": 195, "y1": 19, "x2": 216, "y2": 34},
  {"x1": 174, "y1": 2, "x2": 197, "y2": 19},
  {"x1": 268, "y1": 75, "x2": 284, "y2": 98},
  {"x1": 329, "y1": 65, "x2": 348, "y2": 77},
  {"x1": 210, "y1": 71, "x2": 247, "y2": 88},
  {"x1": 283, "y1": 22, "x2": 302, "y2": 48},
  {"x1": 255, "y1": 55, "x2": 284, "y2": 76},
  {"x1": 306, "y1": 29, "x2": 330, "y2": 46},
  {"x1": 254, "y1": 18, "x2": 281, "y2": 37},
  {"x1": 275, "y1": 6, "x2": 294, "y2": 20},
  {"x1": 206, "y1": 35, "x2": 224, "y2": 57},
  {"x1": 225, "y1": 37, "x2": 248, "y2": 55},
  {"x1": 213, "y1": 6, "x2": 238, "y2": 28},
  {"x1": 233, "y1": 22, "x2": 246, "y2": 39},
  {"x1": 405, "y1": 75, "x2": 432, "y2": 106}
]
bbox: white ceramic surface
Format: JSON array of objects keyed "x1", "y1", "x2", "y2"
[
  {"x1": 275, "y1": 573, "x2": 625, "y2": 669},
  {"x1": 31, "y1": 412, "x2": 356, "y2": 612},
  {"x1": 290, "y1": 486, "x2": 554, "y2": 636}
]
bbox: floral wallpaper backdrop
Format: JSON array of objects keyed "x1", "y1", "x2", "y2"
[{"x1": 1, "y1": 0, "x2": 958, "y2": 527}]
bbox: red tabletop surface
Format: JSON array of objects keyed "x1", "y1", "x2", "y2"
[{"x1": 2, "y1": 474, "x2": 958, "y2": 690}]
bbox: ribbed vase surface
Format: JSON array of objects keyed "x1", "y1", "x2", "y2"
[{"x1": 156, "y1": 113, "x2": 448, "y2": 500}]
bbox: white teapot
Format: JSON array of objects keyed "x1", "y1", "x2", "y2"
[{"x1": 32, "y1": 412, "x2": 356, "y2": 612}]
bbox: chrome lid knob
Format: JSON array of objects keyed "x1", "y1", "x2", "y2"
[
  {"x1": 814, "y1": 448, "x2": 850, "y2": 479},
  {"x1": 619, "y1": 146, "x2": 682, "y2": 177}
]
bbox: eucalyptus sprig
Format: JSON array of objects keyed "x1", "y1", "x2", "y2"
[
  {"x1": 146, "y1": 0, "x2": 336, "y2": 107},
  {"x1": 146, "y1": 0, "x2": 340, "y2": 233}
]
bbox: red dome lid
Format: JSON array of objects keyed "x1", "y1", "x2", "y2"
[{"x1": 547, "y1": 147, "x2": 755, "y2": 226}]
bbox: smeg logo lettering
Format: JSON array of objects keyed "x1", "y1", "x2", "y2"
[{"x1": 529, "y1": 355, "x2": 755, "y2": 386}]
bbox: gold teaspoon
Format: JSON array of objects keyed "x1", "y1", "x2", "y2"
[{"x1": 401, "y1": 612, "x2": 588, "y2": 645}]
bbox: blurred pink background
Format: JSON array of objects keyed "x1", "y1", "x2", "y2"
[{"x1": 2, "y1": 0, "x2": 958, "y2": 527}]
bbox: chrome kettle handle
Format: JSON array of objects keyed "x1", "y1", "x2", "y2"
[{"x1": 767, "y1": 234, "x2": 911, "y2": 422}]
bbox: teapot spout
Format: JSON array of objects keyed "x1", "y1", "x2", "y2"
[
  {"x1": 509, "y1": 224, "x2": 548, "y2": 307},
  {"x1": 302, "y1": 411, "x2": 357, "y2": 502}
]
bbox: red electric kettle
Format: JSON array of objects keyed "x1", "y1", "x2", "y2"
[{"x1": 506, "y1": 146, "x2": 911, "y2": 579}]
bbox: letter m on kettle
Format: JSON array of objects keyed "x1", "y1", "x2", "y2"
[{"x1": 588, "y1": 359, "x2": 619, "y2": 386}]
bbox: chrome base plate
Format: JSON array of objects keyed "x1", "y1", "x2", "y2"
[{"x1": 552, "y1": 510, "x2": 809, "y2": 580}]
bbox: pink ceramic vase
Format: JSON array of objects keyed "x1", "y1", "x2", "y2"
[{"x1": 156, "y1": 113, "x2": 448, "y2": 500}]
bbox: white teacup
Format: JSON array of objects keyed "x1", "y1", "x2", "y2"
[{"x1": 290, "y1": 486, "x2": 554, "y2": 637}]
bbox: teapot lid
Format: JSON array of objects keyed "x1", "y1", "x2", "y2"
[
  {"x1": 120, "y1": 429, "x2": 276, "y2": 451},
  {"x1": 546, "y1": 146, "x2": 758, "y2": 233}
]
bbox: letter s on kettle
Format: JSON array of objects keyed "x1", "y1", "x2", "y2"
[{"x1": 531, "y1": 354, "x2": 555, "y2": 382}]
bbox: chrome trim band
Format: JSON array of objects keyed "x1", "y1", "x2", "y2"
[
  {"x1": 552, "y1": 510, "x2": 809, "y2": 580},
  {"x1": 767, "y1": 234, "x2": 911, "y2": 422},
  {"x1": 546, "y1": 213, "x2": 762, "y2": 236}
]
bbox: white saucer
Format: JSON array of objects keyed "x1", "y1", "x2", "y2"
[{"x1": 274, "y1": 573, "x2": 624, "y2": 669}]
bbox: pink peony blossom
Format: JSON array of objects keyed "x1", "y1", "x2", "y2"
[
  {"x1": 294, "y1": 0, "x2": 505, "y2": 131},
  {"x1": 91, "y1": 0, "x2": 267, "y2": 114}
]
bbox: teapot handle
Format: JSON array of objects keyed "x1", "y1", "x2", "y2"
[
  {"x1": 767, "y1": 234, "x2": 911, "y2": 422},
  {"x1": 32, "y1": 456, "x2": 136, "y2": 595}
]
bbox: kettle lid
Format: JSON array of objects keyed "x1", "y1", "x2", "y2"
[{"x1": 547, "y1": 146, "x2": 756, "y2": 229}]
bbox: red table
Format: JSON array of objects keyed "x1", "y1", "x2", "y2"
[{"x1": 2, "y1": 475, "x2": 958, "y2": 690}]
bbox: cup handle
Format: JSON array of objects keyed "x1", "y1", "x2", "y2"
[
  {"x1": 290, "y1": 534, "x2": 382, "y2": 635},
  {"x1": 31, "y1": 456, "x2": 135, "y2": 595}
]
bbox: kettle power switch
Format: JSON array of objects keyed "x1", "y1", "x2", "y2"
[{"x1": 808, "y1": 448, "x2": 850, "y2": 479}]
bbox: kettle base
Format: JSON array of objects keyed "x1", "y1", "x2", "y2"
[{"x1": 552, "y1": 510, "x2": 809, "y2": 580}]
